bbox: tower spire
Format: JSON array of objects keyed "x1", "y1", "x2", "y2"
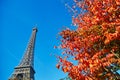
[
  {"x1": 19, "y1": 27, "x2": 37, "y2": 68},
  {"x1": 9, "y1": 27, "x2": 38, "y2": 80}
]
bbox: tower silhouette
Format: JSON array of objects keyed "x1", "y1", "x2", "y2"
[{"x1": 9, "y1": 27, "x2": 38, "y2": 80}]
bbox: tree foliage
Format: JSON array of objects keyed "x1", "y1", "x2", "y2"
[{"x1": 56, "y1": 0, "x2": 120, "y2": 80}]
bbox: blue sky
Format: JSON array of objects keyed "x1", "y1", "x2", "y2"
[{"x1": 0, "y1": 0, "x2": 72, "y2": 80}]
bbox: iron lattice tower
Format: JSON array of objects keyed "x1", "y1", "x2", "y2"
[{"x1": 9, "y1": 27, "x2": 38, "y2": 80}]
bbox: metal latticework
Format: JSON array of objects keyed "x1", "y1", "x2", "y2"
[
  {"x1": 9, "y1": 27, "x2": 37, "y2": 80},
  {"x1": 19, "y1": 27, "x2": 37, "y2": 68}
]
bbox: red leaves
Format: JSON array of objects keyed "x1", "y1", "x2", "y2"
[
  {"x1": 73, "y1": 18, "x2": 80, "y2": 26},
  {"x1": 115, "y1": 0, "x2": 120, "y2": 5},
  {"x1": 56, "y1": 64, "x2": 60, "y2": 69},
  {"x1": 56, "y1": 0, "x2": 120, "y2": 80},
  {"x1": 104, "y1": 32, "x2": 118, "y2": 44},
  {"x1": 62, "y1": 67, "x2": 69, "y2": 73}
]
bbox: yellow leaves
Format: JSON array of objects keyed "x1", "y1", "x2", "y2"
[
  {"x1": 104, "y1": 38, "x2": 110, "y2": 44},
  {"x1": 89, "y1": 64, "x2": 93, "y2": 68},
  {"x1": 62, "y1": 67, "x2": 69, "y2": 73},
  {"x1": 79, "y1": 59, "x2": 84, "y2": 63},
  {"x1": 95, "y1": 59, "x2": 99, "y2": 63},
  {"x1": 89, "y1": 59, "x2": 100, "y2": 69}
]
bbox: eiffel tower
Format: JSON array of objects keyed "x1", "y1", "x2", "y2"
[{"x1": 9, "y1": 27, "x2": 38, "y2": 80}]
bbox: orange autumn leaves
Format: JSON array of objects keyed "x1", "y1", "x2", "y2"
[{"x1": 56, "y1": 0, "x2": 120, "y2": 80}]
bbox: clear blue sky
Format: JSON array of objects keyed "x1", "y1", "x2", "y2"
[{"x1": 0, "y1": 0, "x2": 72, "y2": 80}]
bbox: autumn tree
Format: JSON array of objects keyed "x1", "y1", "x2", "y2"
[{"x1": 56, "y1": 0, "x2": 120, "y2": 80}]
